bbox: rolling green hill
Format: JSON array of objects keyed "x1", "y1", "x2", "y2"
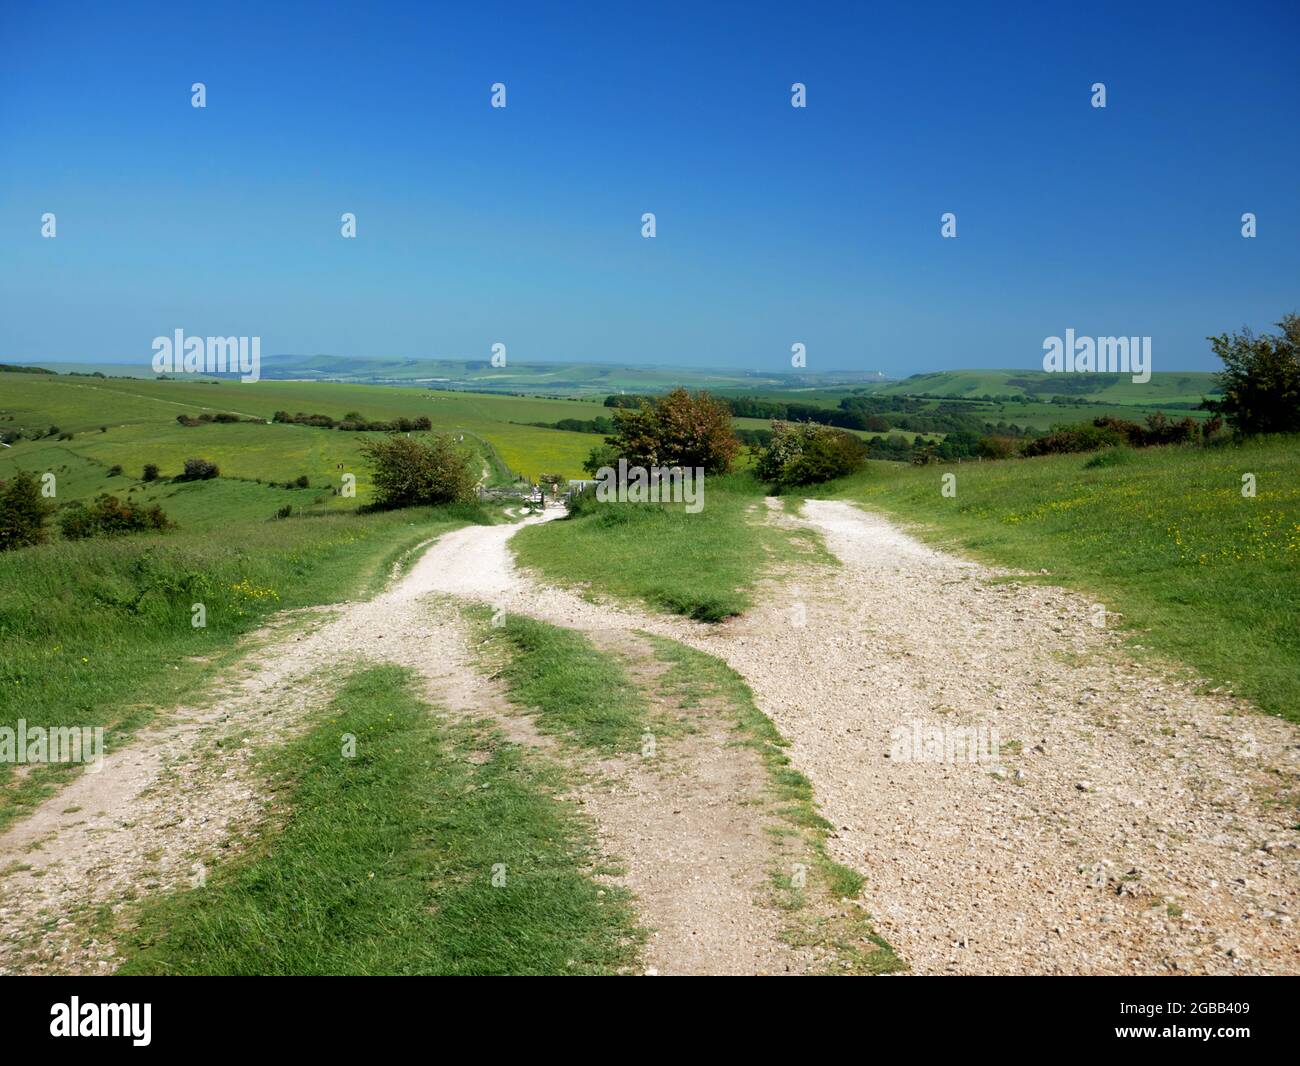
[{"x1": 873, "y1": 369, "x2": 1220, "y2": 405}]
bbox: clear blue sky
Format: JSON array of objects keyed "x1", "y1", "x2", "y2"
[{"x1": 1, "y1": 0, "x2": 1296, "y2": 375}]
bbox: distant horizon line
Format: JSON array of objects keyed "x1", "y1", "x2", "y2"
[{"x1": 2, "y1": 355, "x2": 1220, "y2": 379}]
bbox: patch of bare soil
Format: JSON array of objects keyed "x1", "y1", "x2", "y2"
[{"x1": 568, "y1": 630, "x2": 814, "y2": 975}]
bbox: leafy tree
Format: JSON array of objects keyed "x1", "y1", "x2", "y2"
[
  {"x1": 0, "y1": 470, "x2": 55, "y2": 551},
  {"x1": 359, "y1": 433, "x2": 477, "y2": 509},
  {"x1": 603, "y1": 388, "x2": 740, "y2": 473},
  {"x1": 581, "y1": 442, "x2": 621, "y2": 478},
  {"x1": 142, "y1": 463, "x2": 160, "y2": 481},
  {"x1": 1202, "y1": 313, "x2": 1300, "y2": 436}
]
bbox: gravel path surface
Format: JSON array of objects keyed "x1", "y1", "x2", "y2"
[
  {"x1": 4, "y1": 502, "x2": 1297, "y2": 976},
  {"x1": 434, "y1": 500, "x2": 1300, "y2": 975}
]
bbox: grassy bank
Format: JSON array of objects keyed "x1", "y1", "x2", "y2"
[
  {"x1": 478, "y1": 614, "x2": 647, "y2": 751},
  {"x1": 825, "y1": 437, "x2": 1300, "y2": 721},
  {"x1": 117, "y1": 665, "x2": 640, "y2": 975},
  {"x1": 512, "y1": 473, "x2": 830, "y2": 621},
  {"x1": 0, "y1": 502, "x2": 489, "y2": 827}
]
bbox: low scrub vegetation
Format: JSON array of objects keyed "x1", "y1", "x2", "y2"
[
  {"x1": 753, "y1": 421, "x2": 868, "y2": 488},
  {"x1": 177, "y1": 457, "x2": 220, "y2": 481},
  {"x1": 57, "y1": 494, "x2": 173, "y2": 540},
  {"x1": 360, "y1": 433, "x2": 478, "y2": 509},
  {"x1": 273, "y1": 410, "x2": 433, "y2": 432},
  {"x1": 0, "y1": 470, "x2": 55, "y2": 551}
]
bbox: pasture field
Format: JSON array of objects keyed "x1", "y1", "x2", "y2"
[
  {"x1": 825, "y1": 438, "x2": 1300, "y2": 722},
  {"x1": 0, "y1": 373, "x2": 605, "y2": 487}
]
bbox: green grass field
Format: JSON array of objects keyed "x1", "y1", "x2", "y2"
[
  {"x1": 512, "y1": 473, "x2": 831, "y2": 621},
  {"x1": 870, "y1": 368, "x2": 1220, "y2": 405},
  {"x1": 0, "y1": 373, "x2": 604, "y2": 490},
  {"x1": 825, "y1": 438, "x2": 1299, "y2": 721},
  {"x1": 117, "y1": 664, "x2": 640, "y2": 975}
]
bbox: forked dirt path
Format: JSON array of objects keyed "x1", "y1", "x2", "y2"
[
  {"x1": 0, "y1": 539, "x2": 527, "y2": 974},
  {"x1": 4, "y1": 503, "x2": 1298, "y2": 976},
  {"x1": 426, "y1": 501, "x2": 1300, "y2": 975},
  {"x1": 0, "y1": 510, "x2": 811, "y2": 976}
]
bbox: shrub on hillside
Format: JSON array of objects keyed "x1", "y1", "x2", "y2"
[
  {"x1": 1202, "y1": 313, "x2": 1300, "y2": 436},
  {"x1": 593, "y1": 388, "x2": 740, "y2": 475},
  {"x1": 107, "y1": 464, "x2": 123, "y2": 477},
  {"x1": 0, "y1": 470, "x2": 55, "y2": 551},
  {"x1": 1022, "y1": 420, "x2": 1129, "y2": 457},
  {"x1": 142, "y1": 463, "x2": 160, "y2": 481},
  {"x1": 753, "y1": 421, "x2": 868, "y2": 487},
  {"x1": 977, "y1": 435, "x2": 1019, "y2": 459},
  {"x1": 177, "y1": 457, "x2": 220, "y2": 481},
  {"x1": 1024, "y1": 413, "x2": 1201, "y2": 457},
  {"x1": 360, "y1": 433, "x2": 477, "y2": 509},
  {"x1": 57, "y1": 494, "x2": 173, "y2": 540}
]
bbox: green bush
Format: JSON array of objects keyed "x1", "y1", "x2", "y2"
[
  {"x1": 754, "y1": 421, "x2": 868, "y2": 487},
  {"x1": 178, "y1": 457, "x2": 220, "y2": 481},
  {"x1": 360, "y1": 433, "x2": 477, "y2": 509},
  {"x1": 57, "y1": 495, "x2": 174, "y2": 540},
  {"x1": 0, "y1": 470, "x2": 54, "y2": 552}
]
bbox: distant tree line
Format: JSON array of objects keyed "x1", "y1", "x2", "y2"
[{"x1": 271, "y1": 410, "x2": 433, "y2": 432}]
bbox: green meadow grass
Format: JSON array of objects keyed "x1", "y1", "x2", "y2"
[
  {"x1": 512, "y1": 473, "x2": 827, "y2": 622},
  {"x1": 0, "y1": 498, "x2": 488, "y2": 828},
  {"x1": 117, "y1": 664, "x2": 640, "y2": 975},
  {"x1": 0, "y1": 373, "x2": 602, "y2": 482},
  {"x1": 824, "y1": 437, "x2": 1300, "y2": 721},
  {"x1": 478, "y1": 613, "x2": 647, "y2": 751}
]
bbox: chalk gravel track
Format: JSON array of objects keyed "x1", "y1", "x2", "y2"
[
  {"x1": 427, "y1": 501, "x2": 1300, "y2": 975},
  {"x1": 2, "y1": 502, "x2": 1297, "y2": 974}
]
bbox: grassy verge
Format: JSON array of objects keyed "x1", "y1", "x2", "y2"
[
  {"x1": 0, "y1": 502, "x2": 491, "y2": 828},
  {"x1": 116, "y1": 664, "x2": 641, "y2": 975},
  {"x1": 646, "y1": 636, "x2": 904, "y2": 974},
  {"x1": 475, "y1": 612, "x2": 646, "y2": 751},
  {"x1": 823, "y1": 436, "x2": 1300, "y2": 721},
  {"x1": 511, "y1": 472, "x2": 830, "y2": 622}
]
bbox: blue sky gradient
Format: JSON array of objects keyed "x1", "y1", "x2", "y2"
[{"x1": 1, "y1": 0, "x2": 1297, "y2": 375}]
